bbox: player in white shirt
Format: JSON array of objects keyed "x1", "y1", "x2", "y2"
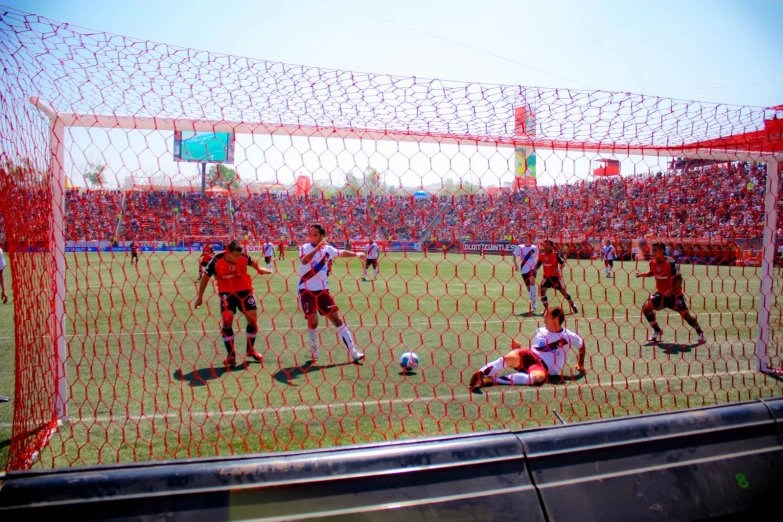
[
  {"x1": 469, "y1": 307, "x2": 585, "y2": 389},
  {"x1": 600, "y1": 239, "x2": 616, "y2": 278},
  {"x1": 0, "y1": 247, "x2": 8, "y2": 303},
  {"x1": 512, "y1": 232, "x2": 539, "y2": 314},
  {"x1": 299, "y1": 223, "x2": 367, "y2": 363},
  {"x1": 361, "y1": 240, "x2": 380, "y2": 281},
  {"x1": 262, "y1": 239, "x2": 275, "y2": 270}
]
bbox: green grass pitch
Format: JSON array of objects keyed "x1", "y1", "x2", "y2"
[{"x1": 1, "y1": 250, "x2": 781, "y2": 468}]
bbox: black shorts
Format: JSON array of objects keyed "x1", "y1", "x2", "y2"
[
  {"x1": 604, "y1": 260, "x2": 614, "y2": 267},
  {"x1": 365, "y1": 258, "x2": 378, "y2": 269},
  {"x1": 219, "y1": 290, "x2": 257, "y2": 314},
  {"x1": 541, "y1": 276, "x2": 564, "y2": 291},
  {"x1": 264, "y1": 256, "x2": 272, "y2": 264},
  {"x1": 299, "y1": 290, "x2": 338, "y2": 317},
  {"x1": 521, "y1": 271, "x2": 535, "y2": 285},
  {"x1": 650, "y1": 292, "x2": 688, "y2": 312}
]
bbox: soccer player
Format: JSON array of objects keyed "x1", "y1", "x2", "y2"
[
  {"x1": 512, "y1": 232, "x2": 539, "y2": 314},
  {"x1": 601, "y1": 238, "x2": 616, "y2": 278},
  {"x1": 262, "y1": 239, "x2": 275, "y2": 270},
  {"x1": 0, "y1": 246, "x2": 8, "y2": 303},
  {"x1": 535, "y1": 240, "x2": 579, "y2": 314},
  {"x1": 194, "y1": 239, "x2": 272, "y2": 366},
  {"x1": 278, "y1": 240, "x2": 286, "y2": 261},
  {"x1": 128, "y1": 241, "x2": 139, "y2": 267},
  {"x1": 636, "y1": 242, "x2": 706, "y2": 344},
  {"x1": 299, "y1": 223, "x2": 366, "y2": 363},
  {"x1": 469, "y1": 307, "x2": 585, "y2": 389},
  {"x1": 197, "y1": 241, "x2": 214, "y2": 282},
  {"x1": 362, "y1": 239, "x2": 380, "y2": 281}
]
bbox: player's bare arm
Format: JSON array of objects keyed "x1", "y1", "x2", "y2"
[
  {"x1": 670, "y1": 273, "x2": 683, "y2": 295},
  {"x1": 340, "y1": 249, "x2": 366, "y2": 261},
  {"x1": 301, "y1": 240, "x2": 328, "y2": 264},
  {"x1": 0, "y1": 269, "x2": 7, "y2": 304},
  {"x1": 250, "y1": 258, "x2": 272, "y2": 275},
  {"x1": 194, "y1": 274, "x2": 210, "y2": 309},
  {"x1": 577, "y1": 346, "x2": 586, "y2": 372},
  {"x1": 636, "y1": 270, "x2": 653, "y2": 278}
]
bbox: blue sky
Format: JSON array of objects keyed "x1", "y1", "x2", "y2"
[
  {"x1": 3, "y1": 0, "x2": 782, "y2": 188},
  {"x1": 5, "y1": 0, "x2": 782, "y2": 106}
]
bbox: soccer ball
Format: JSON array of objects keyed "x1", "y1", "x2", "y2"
[{"x1": 399, "y1": 351, "x2": 419, "y2": 370}]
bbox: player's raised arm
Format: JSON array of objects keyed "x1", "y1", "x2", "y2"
[
  {"x1": 301, "y1": 240, "x2": 327, "y2": 264},
  {"x1": 248, "y1": 255, "x2": 272, "y2": 275},
  {"x1": 339, "y1": 247, "x2": 365, "y2": 260}
]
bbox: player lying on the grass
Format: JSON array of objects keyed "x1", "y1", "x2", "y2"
[
  {"x1": 300, "y1": 223, "x2": 366, "y2": 363},
  {"x1": 601, "y1": 238, "x2": 616, "y2": 278},
  {"x1": 536, "y1": 240, "x2": 579, "y2": 314},
  {"x1": 194, "y1": 239, "x2": 272, "y2": 366},
  {"x1": 636, "y1": 241, "x2": 705, "y2": 344},
  {"x1": 362, "y1": 239, "x2": 380, "y2": 281},
  {"x1": 469, "y1": 307, "x2": 585, "y2": 389},
  {"x1": 513, "y1": 232, "x2": 539, "y2": 314},
  {"x1": 197, "y1": 241, "x2": 214, "y2": 282}
]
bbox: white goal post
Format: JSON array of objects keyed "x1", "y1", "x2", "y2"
[{"x1": 29, "y1": 95, "x2": 782, "y2": 425}]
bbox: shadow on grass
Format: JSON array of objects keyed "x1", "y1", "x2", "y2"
[
  {"x1": 273, "y1": 360, "x2": 354, "y2": 386},
  {"x1": 657, "y1": 342, "x2": 697, "y2": 355},
  {"x1": 174, "y1": 363, "x2": 247, "y2": 387}
]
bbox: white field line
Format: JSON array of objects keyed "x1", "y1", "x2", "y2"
[
  {"x1": 4, "y1": 369, "x2": 755, "y2": 429},
  {"x1": 0, "y1": 311, "x2": 760, "y2": 341}
]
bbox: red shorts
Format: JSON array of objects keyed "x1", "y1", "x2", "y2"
[
  {"x1": 299, "y1": 290, "x2": 339, "y2": 317},
  {"x1": 512, "y1": 349, "x2": 548, "y2": 375}
]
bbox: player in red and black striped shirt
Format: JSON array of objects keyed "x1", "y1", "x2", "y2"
[
  {"x1": 197, "y1": 241, "x2": 214, "y2": 282},
  {"x1": 636, "y1": 242, "x2": 705, "y2": 344},
  {"x1": 128, "y1": 241, "x2": 139, "y2": 267},
  {"x1": 534, "y1": 240, "x2": 578, "y2": 314},
  {"x1": 194, "y1": 239, "x2": 272, "y2": 366}
]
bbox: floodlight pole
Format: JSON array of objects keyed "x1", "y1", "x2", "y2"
[
  {"x1": 29, "y1": 96, "x2": 68, "y2": 422},
  {"x1": 756, "y1": 157, "x2": 780, "y2": 372}
]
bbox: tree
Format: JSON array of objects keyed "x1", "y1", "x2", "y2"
[
  {"x1": 344, "y1": 171, "x2": 361, "y2": 197},
  {"x1": 84, "y1": 162, "x2": 106, "y2": 188},
  {"x1": 207, "y1": 164, "x2": 241, "y2": 189},
  {"x1": 363, "y1": 167, "x2": 382, "y2": 195}
]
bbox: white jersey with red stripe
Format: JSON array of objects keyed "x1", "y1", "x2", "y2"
[
  {"x1": 298, "y1": 243, "x2": 340, "y2": 292},
  {"x1": 529, "y1": 326, "x2": 583, "y2": 375},
  {"x1": 366, "y1": 243, "x2": 379, "y2": 260},
  {"x1": 601, "y1": 245, "x2": 616, "y2": 261},
  {"x1": 513, "y1": 244, "x2": 538, "y2": 274}
]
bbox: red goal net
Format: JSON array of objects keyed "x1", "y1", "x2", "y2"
[{"x1": 1, "y1": 8, "x2": 782, "y2": 470}]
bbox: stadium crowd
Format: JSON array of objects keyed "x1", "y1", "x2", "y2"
[{"x1": 0, "y1": 163, "x2": 780, "y2": 246}]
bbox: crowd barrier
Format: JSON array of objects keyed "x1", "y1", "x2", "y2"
[{"x1": 1, "y1": 398, "x2": 780, "y2": 521}]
